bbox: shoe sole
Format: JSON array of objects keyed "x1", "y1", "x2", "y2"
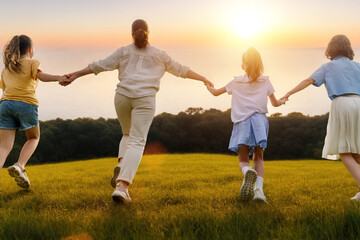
[
  {"x1": 111, "y1": 166, "x2": 121, "y2": 188},
  {"x1": 240, "y1": 170, "x2": 257, "y2": 203},
  {"x1": 8, "y1": 166, "x2": 30, "y2": 189},
  {"x1": 7, "y1": 166, "x2": 20, "y2": 178},
  {"x1": 112, "y1": 191, "x2": 130, "y2": 204},
  {"x1": 253, "y1": 197, "x2": 268, "y2": 204}
]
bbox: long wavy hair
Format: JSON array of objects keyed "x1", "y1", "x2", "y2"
[
  {"x1": 242, "y1": 47, "x2": 264, "y2": 83},
  {"x1": 132, "y1": 19, "x2": 149, "y2": 49},
  {"x1": 325, "y1": 35, "x2": 354, "y2": 60},
  {"x1": 3, "y1": 35, "x2": 32, "y2": 73}
]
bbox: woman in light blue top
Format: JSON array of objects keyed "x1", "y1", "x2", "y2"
[{"x1": 282, "y1": 35, "x2": 360, "y2": 201}]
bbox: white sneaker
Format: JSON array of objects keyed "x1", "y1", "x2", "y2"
[
  {"x1": 7, "y1": 162, "x2": 30, "y2": 189},
  {"x1": 240, "y1": 169, "x2": 257, "y2": 203},
  {"x1": 350, "y1": 192, "x2": 360, "y2": 202},
  {"x1": 110, "y1": 164, "x2": 121, "y2": 188},
  {"x1": 112, "y1": 183, "x2": 131, "y2": 203},
  {"x1": 253, "y1": 188, "x2": 268, "y2": 204}
]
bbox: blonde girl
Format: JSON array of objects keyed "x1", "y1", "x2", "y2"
[
  {"x1": 206, "y1": 47, "x2": 286, "y2": 203},
  {"x1": 0, "y1": 35, "x2": 66, "y2": 188},
  {"x1": 282, "y1": 35, "x2": 360, "y2": 201}
]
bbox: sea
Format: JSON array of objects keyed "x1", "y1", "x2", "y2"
[{"x1": 3, "y1": 46, "x2": 360, "y2": 120}]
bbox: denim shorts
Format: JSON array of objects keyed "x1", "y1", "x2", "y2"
[{"x1": 0, "y1": 100, "x2": 39, "y2": 131}]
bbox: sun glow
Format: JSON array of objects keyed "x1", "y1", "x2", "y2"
[{"x1": 232, "y1": 12, "x2": 264, "y2": 39}]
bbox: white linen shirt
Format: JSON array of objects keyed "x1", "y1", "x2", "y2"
[
  {"x1": 225, "y1": 75, "x2": 275, "y2": 123},
  {"x1": 89, "y1": 44, "x2": 189, "y2": 98}
]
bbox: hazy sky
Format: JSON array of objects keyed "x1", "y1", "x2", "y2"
[
  {"x1": 0, "y1": 1, "x2": 359, "y2": 120},
  {"x1": 1, "y1": 0, "x2": 360, "y2": 49}
]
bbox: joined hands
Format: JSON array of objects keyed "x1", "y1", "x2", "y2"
[{"x1": 58, "y1": 73, "x2": 77, "y2": 86}]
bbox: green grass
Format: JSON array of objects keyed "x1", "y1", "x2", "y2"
[{"x1": 0, "y1": 154, "x2": 360, "y2": 240}]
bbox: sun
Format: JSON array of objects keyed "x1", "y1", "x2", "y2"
[{"x1": 232, "y1": 12, "x2": 264, "y2": 39}]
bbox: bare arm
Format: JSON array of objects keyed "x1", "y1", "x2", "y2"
[
  {"x1": 206, "y1": 84, "x2": 227, "y2": 96},
  {"x1": 187, "y1": 70, "x2": 214, "y2": 87},
  {"x1": 269, "y1": 93, "x2": 286, "y2": 107},
  {"x1": 37, "y1": 72, "x2": 67, "y2": 82},
  {"x1": 282, "y1": 78, "x2": 315, "y2": 99}
]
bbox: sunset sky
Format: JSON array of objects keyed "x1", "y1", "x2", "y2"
[
  {"x1": 0, "y1": 0, "x2": 360, "y2": 120},
  {"x1": 1, "y1": 0, "x2": 360, "y2": 49}
]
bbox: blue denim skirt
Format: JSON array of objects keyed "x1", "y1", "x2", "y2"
[
  {"x1": 0, "y1": 100, "x2": 39, "y2": 131},
  {"x1": 228, "y1": 112, "x2": 269, "y2": 154}
]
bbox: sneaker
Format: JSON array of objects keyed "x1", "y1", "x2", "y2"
[
  {"x1": 7, "y1": 162, "x2": 30, "y2": 189},
  {"x1": 240, "y1": 169, "x2": 257, "y2": 203},
  {"x1": 350, "y1": 192, "x2": 360, "y2": 202},
  {"x1": 112, "y1": 183, "x2": 131, "y2": 203},
  {"x1": 110, "y1": 164, "x2": 121, "y2": 188},
  {"x1": 253, "y1": 188, "x2": 268, "y2": 204}
]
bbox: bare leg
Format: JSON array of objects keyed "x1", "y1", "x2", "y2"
[
  {"x1": 340, "y1": 153, "x2": 360, "y2": 188},
  {"x1": 353, "y1": 153, "x2": 360, "y2": 165},
  {"x1": 253, "y1": 146, "x2": 264, "y2": 177},
  {"x1": 238, "y1": 145, "x2": 257, "y2": 202},
  {"x1": 0, "y1": 129, "x2": 16, "y2": 170},
  {"x1": 238, "y1": 145, "x2": 250, "y2": 170},
  {"x1": 17, "y1": 126, "x2": 40, "y2": 167}
]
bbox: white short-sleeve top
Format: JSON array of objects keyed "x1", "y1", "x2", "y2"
[
  {"x1": 89, "y1": 43, "x2": 189, "y2": 98},
  {"x1": 225, "y1": 75, "x2": 275, "y2": 123}
]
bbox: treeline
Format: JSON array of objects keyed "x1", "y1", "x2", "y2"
[{"x1": 5, "y1": 108, "x2": 328, "y2": 166}]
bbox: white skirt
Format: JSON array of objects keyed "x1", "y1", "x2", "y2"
[{"x1": 322, "y1": 95, "x2": 360, "y2": 160}]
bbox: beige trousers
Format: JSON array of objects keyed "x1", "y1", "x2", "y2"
[{"x1": 114, "y1": 93, "x2": 156, "y2": 184}]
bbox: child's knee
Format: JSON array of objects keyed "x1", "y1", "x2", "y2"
[
  {"x1": 27, "y1": 135, "x2": 40, "y2": 141},
  {"x1": 0, "y1": 142, "x2": 13, "y2": 152}
]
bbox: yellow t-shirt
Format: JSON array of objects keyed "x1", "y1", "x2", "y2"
[{"x1": 0, "y1": 58, "x2": 40, "y2": 106}]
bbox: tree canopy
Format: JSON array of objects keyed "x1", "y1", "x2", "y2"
[{"x1": 4, "y1": 108, "x2": 328, "y2": 166}]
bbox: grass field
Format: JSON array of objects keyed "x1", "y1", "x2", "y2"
[{"x1": 0, "y1": 154, "x2": 360, "y2": 240}]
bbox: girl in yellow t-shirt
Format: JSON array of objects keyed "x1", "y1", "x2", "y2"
[{"x1": 0, "y1": 35, "x2": 66, "y2": 188}]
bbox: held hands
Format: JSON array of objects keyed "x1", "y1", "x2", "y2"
[
  {"x1": 202, "y1": 78, "x2": 214, "y2": 88},
  {"x1": 278, "y1": 98, "x2": 288, "y2": 106},
  {"x1": 205, "y1": 83, "x2": 216, "y2": 95},
  {"x1": 58, "y1": 73, "x2": 78, "y2": 86},
  {"x1": 277, "y1": 92, "x2": 291, "y2": 106},
  {"x1": 58, "y1": 75, "x2": 69, "y2": 83},
  {"x1": 280, "y1": 92, "x2": 291, "y2": 103}
]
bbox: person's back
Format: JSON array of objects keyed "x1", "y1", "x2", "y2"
[
  {"x1": 90, "y1": 43, "x2": 189, "y2": 98},
  {"x1": 60, "y1": 19, "x2": 213, "y2": 204},
  {"x1": 282, "y1": 34, "x2": 360, "y2": 202},
  {"x1": 1, "y1": 58, "x2": 40, "y2": 106},
  {"x1": 205, "y1": 47, "x2": 286, "y2": 204},
  {"x1": 312, "y1": 56, "x2": 360, "y2": 99},
  {"x1": 226, "y1": 74, "x2": 274, "y2": 123},
  {"x1": 0, "y1": 34, "x2": 64, "y2": 190}
]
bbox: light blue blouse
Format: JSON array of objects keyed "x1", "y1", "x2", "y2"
[{"x1": 310, "y1": 56, "x2": 360, "y2": 100}]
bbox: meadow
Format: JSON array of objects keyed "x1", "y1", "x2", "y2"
[{"x1": 0, "y1": 154, "x2": 360, "y2": 240}]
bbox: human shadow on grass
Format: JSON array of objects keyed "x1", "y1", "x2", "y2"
[
  {"x1": 235, "y1": 197, "x2": 269, "y2": 209},
  {"x1": 0, "y1": 189, "x2": 33, "y2": 203}
]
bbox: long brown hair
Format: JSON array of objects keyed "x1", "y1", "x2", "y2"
[
  {"x1": 242, "y1": 47, "x2": 264, "y2": 83},
  {"x1": 325, "y1": 34, "x2": 354, "y2": 60},
  {"x1": 3, "y1": 35, "x2": 32, "y2": 73},
  {"x1": 132, "y1": 19, "x2": 149, "y2": 49}
]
